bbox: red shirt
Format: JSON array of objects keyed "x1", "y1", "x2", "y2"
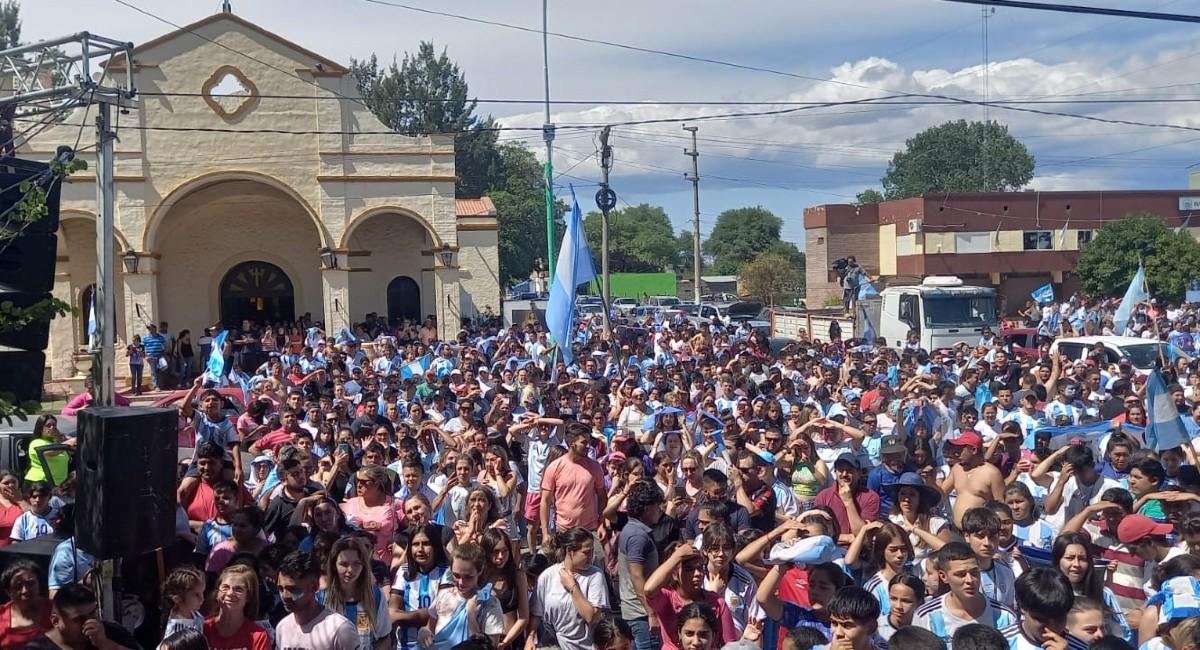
[
  {"x1": 0, "y1": 503, "x2": 22, "y2": 548},
  {"x1": 255, "y1": 428, "x2": 295, "y2": 454},
  {"x1": 813, "y1": 485, "x2": 880, "y2": 544},
  {"x1": 0, "y1": 602, "x2": 50, "y2": 649},
  {"x1": 203, "y1": 617, "x2": 272, "y2": 650}
]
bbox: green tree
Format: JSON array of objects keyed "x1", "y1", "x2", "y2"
[
  {"x1": 739, "y1": 252, "x2": 800, "y2": 306},
  {"x1": 490, "y1": 143, "x2": 564, "y2": 286},
  {"x1": 702, "y1": 206, "x2": 792, "y2": 274},
  {"x1": 582, "y1": 203, "x2": 678, "y2": 272},
  {"x1": 856, "y1": 188, "x2": 884, "y2": 205},
  {"x1": 1075, "y1": 214, "x2": 1200, "y2": 303},
  {"x1": 350, "y1": 43, "x2": 502, "y2": 197},
  {"x1": 675, "y1": 230, "x2": 697, "y2": 276},
  {"x1": 0, "y1": 1, "x2": 19, "y2": 49},
  {"x1": 881, "y1": 120, "x2": 1035, "y2": 200}
]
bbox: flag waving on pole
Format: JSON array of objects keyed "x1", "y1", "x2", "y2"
[
  {"x1": 546, "y1": 187, "x2": 598, "y2": 367},
  {"x1": 1113, "y1": 263, "x2": 1149, "y2": 334},
  {"x1": 859, "y1": 304, "x2": 875, "y2": 346},
  {"x1": 1031, "y1": 284, "x2": 1055, "y2": 304},
  {"x1": 86, "y1": 293, "x2": 97, "y2": 350},
  {"x1": 206, "y1": 330, "x2": 228, "y2": 383}
]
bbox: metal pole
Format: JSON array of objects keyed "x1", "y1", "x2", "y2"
[
  {"x1": 684, "y1": 125, "x2": 701, "y2": 304},
  {"x1": 94, "y1": 102, "x2": 115, "y2": 407},
  {"x1": 542, "y1": 0, "x2": 556, "y2": 282}
]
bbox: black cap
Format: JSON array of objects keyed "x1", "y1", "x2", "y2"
[{"x1": 880, "y1": 435, "x2": 907, "y2": 455}]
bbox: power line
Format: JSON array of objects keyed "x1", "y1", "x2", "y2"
[{"x1": 939, "y1": 0, "x2": 1200, "y2": 23}]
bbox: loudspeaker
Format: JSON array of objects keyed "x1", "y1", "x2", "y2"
[
  {"x1": 0, "y1": 348, "x2": 44, "y2": 402},
  {"x1": 76, "y1": 407, "x2": 178, "y2": 559},
  {"x1": 0, "y1": 232, "x2": 55, "y2": 294}
]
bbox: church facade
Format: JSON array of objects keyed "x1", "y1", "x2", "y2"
[{"x1": 24, "y1": 11, "x2": 500, "y2": 382}]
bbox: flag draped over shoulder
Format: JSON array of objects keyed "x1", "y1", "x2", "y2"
[{"x1": 545, "y1": 188, "x2": 598, "y2": 367}]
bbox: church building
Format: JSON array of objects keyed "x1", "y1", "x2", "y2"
[{"x1": 23, "y1": 9, "x2": 500, "y2": 383}]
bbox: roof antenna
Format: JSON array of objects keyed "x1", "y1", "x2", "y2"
[{"x1": 221, "y1": 0, "x2": 232, "y2": 13}]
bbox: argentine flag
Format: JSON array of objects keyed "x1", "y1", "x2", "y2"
[
  {"x1": 545, "y1": 187, "x2": 598, "y2": 367},
  {"x1": 1031, "y1": 283, "x2": 1055, "y2": 304},
  {"x1": 1113, "y1": 263, "x2": 1149, "y2": 335},
  {"x1": 206, "y1": 330, "x2": 228, "y2": 383},
  {"x1": 401, "y1": 354, "x2": 431, "y2": 380}
]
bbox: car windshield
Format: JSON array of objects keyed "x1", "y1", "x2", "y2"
[
  {"x1": 679, "y1": 305, "x2": 701, "y2": 315},
  {"x1": 1122, "y1": 343, "x2": 1171, "y2": 368},
  {"x1": 923, "y1": 296, "x2": 997, "y2": 327}
]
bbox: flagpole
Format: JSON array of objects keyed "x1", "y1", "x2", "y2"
[
  {"x1": 541, "y1": 0, "x2": 556, "y2": 282},
  {"x1": 1140, "y1": 256, "x2": 1168, "y2": 370}
]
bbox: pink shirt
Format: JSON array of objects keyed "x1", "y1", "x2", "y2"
[
  {"x1": 340, "y1": 497, "x2": 403, "y2": 561},
  {"x1": 647, "y1": 587, "x2": 738, "y2": 650},
  {"x1": 540, "y1": 455, "x2": 606, "y2": 531}
]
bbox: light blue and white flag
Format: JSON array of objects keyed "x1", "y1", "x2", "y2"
[
  {"x1": 1031, "y1": 284, "x2": 1055, "y2": 304},
  {"x1": 545, "y1": 187, "x2": 598, "y2": 367},
  {"x1": 305, "y1": 327, "x2": 322, "y2": 349},
  {"x1": 401, "y1": 354, "x2": 431, "y2": 380},
  {"x1": 1147, "y1": 370, "x2": 1190, "y2": 451},
  {"x1": 86, "y1": 293, "x2": 97, "y2": 349},
  {"x1": 859, "y1": 304, "x2": 876, "y2": 346},
  {"x1": 229, "y1": 368, "x2": 252, "y2": 405},
  {"x1": 335, "y1": 327, "x2": 356, "y2": 345},
  {"x1": 1113, "y1": 263, "x2": 1149, "y2": 335},
  {"x1": 858, "y1": 281, "x2": 879, "y2": 300},
  {"x1": 206, "y1": 330, "x2": 228, "y2": 382}
]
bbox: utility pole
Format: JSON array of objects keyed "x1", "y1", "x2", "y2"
[
  {"x1": 598, "y1": 126, "x2": 613, "y2": 305},
  {"x1": 94, "y1": 102, "x2": 116, "y2": 407},
  {"x1": 683, "y1": 125, "x2": 701, "y2": 304},
  {"x1": 594, "y1": 127, "x2": 619, "y2": 365}
]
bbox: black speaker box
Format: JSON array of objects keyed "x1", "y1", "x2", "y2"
[
  {"x1": 75, "y1": 407, "x2": 178, "y2": 559},
  {"x1": 0, "y1": 232, "x2": 55, "y2": 293},
  {"x1": 0, "y1": 348, "x2": 43, "y2": 402}
]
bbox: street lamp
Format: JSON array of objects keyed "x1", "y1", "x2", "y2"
[
  {"x1": 318, "y1": 246, "x2": 337, "y2": 269},
  {"x1": 438, "y1": 243, "x2": 454, "y2": 268},
  {"x1": 121, "y1": 250, "x2": 139, "y2": 274}
]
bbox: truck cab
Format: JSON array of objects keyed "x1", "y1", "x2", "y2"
[{"x1": 871, "y1": 276, "x2": 998, "y2": 350}]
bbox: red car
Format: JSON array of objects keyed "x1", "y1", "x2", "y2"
[{"x1": 1001, "y1": 327, "x2": 1040, "y2": 359}]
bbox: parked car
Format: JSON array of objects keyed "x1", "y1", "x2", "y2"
[
  {"x1": 679, "y1": 303, "x2": 727, "y2": 326},
  {"x1": 649, "y1": 296, "x2": 681, "y2": 308},
  {"x1": 1049, "y1": 335, "x2": 1187, "y2": 373},
  {"x1": 612, "y1": 297, "x2": 638, "y2": 315}
]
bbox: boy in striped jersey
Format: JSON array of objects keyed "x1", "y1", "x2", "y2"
[
  {"x1": 1001, "y1": 567, "x2": 1089, "y2": 650},
  {"x1": 913, "y1": 542, "x2": 1016, "y2": 646}
]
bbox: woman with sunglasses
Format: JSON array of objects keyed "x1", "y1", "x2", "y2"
[
  {"x1": 24, "y1": 415, "x2": 72, "y2": 488},
  {"x1": 780, "y1": 432, "x2": 827, "y2": 510},
  {"x1": 342, "y1": 465, "x2": 403, "y2": 562}
]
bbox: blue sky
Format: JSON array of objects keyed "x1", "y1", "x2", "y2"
[{"x1": 21, "y1": 0, "x2": 1200, "y2": 248}]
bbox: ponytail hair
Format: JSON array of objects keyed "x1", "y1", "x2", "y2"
[{"x1": 551, "y1": 527, "x2": 593, "y2": 564}]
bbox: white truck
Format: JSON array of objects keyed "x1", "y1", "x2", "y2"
[{"x1": 772, "y1": 276, "x2": 999, "y2": 350}]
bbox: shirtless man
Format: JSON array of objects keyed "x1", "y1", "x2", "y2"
[{"x1": 940, "y1": 431, "x2": 1005, "y2": 528}]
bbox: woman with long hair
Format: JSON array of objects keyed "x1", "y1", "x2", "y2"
[
  {"x1": 0, "y1": 559, "x2": 49, "y2": 649},
  {"x1": 845, "y1": 521, "x2": 914, "y2": 617},
  {"x1": 320, "y1": 536, "x2": 391, "y2": 650},
  {"x1": 453, "y1": 486, "x2": 502, "y2": 546},
  {"x1": 478, "y1": 445, "x2": 518, "y2": 538},
  {"x1": 699, "y1": 523, "x2": 760, "y2": 636},
  {"x1": 675, "y1": 602, "x2": 719, "y2": 650},
  {"x1": 1052, "y1": 532, "x2": 1131, "y2": 643},
  {"x1": 479, "y1": 528, "x2": 528, "y2": 649},
  {"x1": 1004, "y1": 482, "x2": 1055, "y2": 549},
  {"x1": 885, "y1": 472, "x2": 949, "y2": 564},
  {"x1": 24, "y1": 415, "x2": 71, "y2": 487},
  {"x1": 0, "y1": 472, "x2": 25, "y2": 547},
  {"x1": 528, "y1": 528, "x2": 608, "y2": 650},
  {"x1": 680, "y1": 450, "x2": 706, "y2": 500},
  {"x1": 202, "y1": 564, "x2": 271, "y2": 650},
  {"x1": 390, "y1": 523, "x2": 450, "y2": 650},
  {"x1": 293, "y1": 495, "x2": 353, "y2": 552},
  {"x1": 341, "y1": 465, "x2": 403, "y2": 561},
  {"x1": 782, "y1": 432, "x2": 827, "y2": 508}
]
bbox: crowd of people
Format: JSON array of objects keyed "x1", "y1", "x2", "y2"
[{"x1": 5, "y1": 293, "x2": 1200, "y2": 650}]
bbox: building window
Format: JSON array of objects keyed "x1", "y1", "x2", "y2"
[
  {"x1": 816, "y1": 236, "x2": 825, "y2": 245},
  {"x1": 1077, "y1": 230, "x2": 1093, "y2": 248},
  {"x1": 955, "y1": 232, "x2": 990, "y2": 254},
  {"x1": 1023, "y1": 231, "x2": 1053, "y2": 250}
]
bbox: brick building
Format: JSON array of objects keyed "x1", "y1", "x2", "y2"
[{"x1": 805, "y1": 190, "x2": 1200, "y2": 313}]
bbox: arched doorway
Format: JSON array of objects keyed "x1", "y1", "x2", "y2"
[
  {"x1": 387, "y1": 276, "x2": 421, "y2": 323},
  {"x1": 219, "y1": 261, "x2": 295, "y2": 326}
]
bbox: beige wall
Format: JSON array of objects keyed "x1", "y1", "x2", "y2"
[
  {"x1": 345, "y1": 214, "x2": 433, "y2": 321},
  {"x1": 878, "y1": 223, "x2": 896, "y2": 275},
  {"x1": 456, "y1": 228, "x2": 500, "y2": 320}
]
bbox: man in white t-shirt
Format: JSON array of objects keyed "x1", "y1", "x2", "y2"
[{"x1": 275, "y1": 550, "x2": 359, "y2": 650}]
